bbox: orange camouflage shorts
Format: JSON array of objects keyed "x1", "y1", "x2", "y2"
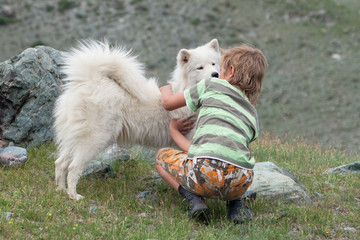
[{"x1": 156, "y1": 148, "x2": 254, "y2": 201}]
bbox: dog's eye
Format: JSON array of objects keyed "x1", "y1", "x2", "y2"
[
  {"x1": 197, "y1": 66, "x2": 204, "y2": 70},
  {"x1": 212, "y1": 63, "x2": 215, "y2": 66}
]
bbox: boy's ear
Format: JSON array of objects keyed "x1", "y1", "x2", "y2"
[
  {"x1": 177, "y1": 49, "x2": 191, "y2": 65},
  {"x1": 229, "y1": 65, "x2": 235, "y2": 78}
]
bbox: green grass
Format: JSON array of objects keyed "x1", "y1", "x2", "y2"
[
  {"x1": 58, "y1": 0, "x2": 76, "y2": 13},
  {"x1": 0, "y1": 16, "x2": 16, "y2": 26},
  {"x1": 1, "y1": 136, "x2": 359, "y2": 239}
]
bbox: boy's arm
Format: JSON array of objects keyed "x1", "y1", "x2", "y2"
[
  {"x1": 169, "y1": 119, "x2": 191, "y2": 152},
  {"x1": 160, "y1": 85, "x2": 186, "y2": 111}
]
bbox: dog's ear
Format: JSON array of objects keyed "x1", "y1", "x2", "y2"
[
  {"x1": 207, "y1": 39, "x2": 220, "y2": 52},
  {"x1": 178, "y1": 49, "x2": 191, "y2": 65}
]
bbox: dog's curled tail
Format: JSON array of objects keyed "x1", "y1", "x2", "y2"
[{"x1": 61, "y1": 39, "x2": 157, "y2": 102}]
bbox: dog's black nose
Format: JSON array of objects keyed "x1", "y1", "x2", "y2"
[{"x1": 211, "y1": 72, "x2": 219, "y2": 78}]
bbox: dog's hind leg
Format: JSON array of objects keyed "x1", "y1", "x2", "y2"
[
  {"x1": 55, "y1": 154, "x2": 71, "y2": 191},
  {"x1": 67, "y1": 157, "x2": 88, "y2": 200},
  {"x1": 66, "y1": 142, "x2": 109, "y2": 200}
]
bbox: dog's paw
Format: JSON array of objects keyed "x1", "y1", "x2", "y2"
[
  {"x1": 56, "y1": 186, "x2": 67, "y2": 192},
  {"x1": 68, "y1": 193, "x2": 84, "y2": 201}
]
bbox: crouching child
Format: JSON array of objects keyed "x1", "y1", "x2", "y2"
[{"x1": 155, "y1": 44, "x2": 267, "y2": 223}]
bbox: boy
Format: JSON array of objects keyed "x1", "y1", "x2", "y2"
[{"x1": 155, "y1": 45, "x2": 267, "y2": 222}]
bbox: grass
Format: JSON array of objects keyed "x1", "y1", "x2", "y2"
[
  {"x1": 0, "y1": 17, "x2": 16, "y2": 26},
  {"x1": 1, "y1": 135, "x2": 359, "y2": 239},
  {"x1": 58, "y1": 0, "x2": 76, "y2": 13}
]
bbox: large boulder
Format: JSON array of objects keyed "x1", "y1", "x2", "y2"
[
  {"x1": 0, "y1": 46, "x2": 65, "y2": 146},
  {"x1": 248, "y1": 162, "x2": 312, "y2": 204}
]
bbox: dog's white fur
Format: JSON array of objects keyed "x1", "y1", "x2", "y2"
[{"x1": 54, "y1": 39, "x2": 221, "y2": 200}]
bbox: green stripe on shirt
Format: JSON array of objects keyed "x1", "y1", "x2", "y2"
[
  {"x1": 198, "y1": 107, "x2": 254, "y2": 139},
  {"x1": 193, "y1": 124, "x2": 248, "y2": 147},
  {"x1": 188, "y1": 142, "x2": 255, "y2": 168}
]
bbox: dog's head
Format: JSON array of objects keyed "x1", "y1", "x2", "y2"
[{"x1": 172, "y1": 39, "x2": 221, "y2": 92}]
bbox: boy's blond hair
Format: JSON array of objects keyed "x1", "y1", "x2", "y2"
[{"x1": 221, "y1": 45, "x2": 267, "y2": 105}]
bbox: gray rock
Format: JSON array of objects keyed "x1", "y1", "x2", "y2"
[
  {"x1": 0, "y1": 46, "x2": 65, "y2": 146},
  {"x1": 287, "y1": 230, "x2": 300, "y2": 238},
  {"x1": 0, "y1": 5, "x2": 16, "y2": 18},
  {"x1": 0, "y1": 146, "x2": 27, "y2": 167},
  {"x1": 89, "y1": 206, "x2": 98, "y2": 212},
  {"x1": 324, "y1": 181, "x2": 335, "y2": 188},
  {"x1": 130, "y1": 145, "x2": 157, "y2": 163},
  {"x1": 81, "y1": 161, "x2": 115, "y2": 178},
  {"x1": 242, "y1": 190, "x2": 257, "y2": 201},
  {"x1": 97, "y1": 143, "x2": 131, "y2": 164},
  {"x1": 326, "y1": 161, "x2": 360, "y2": 174},
  {"x1": 81, "y1": 144, "x2": 131, "y2": 178},
  {"x1": 136, "y1": 190, "x2": 157, "y2": 202},
  {"x1": 343, "y1": 227, "x2": 356, "y2": 233},
  {"x1": 247, "y1": 162, "x2": 312, "y2": 204},
  {"x1": 313, "y1": 192, "x2": 324, "y2": 199},
  {"x1": 0, "y1": 211, "x2": 14, "y2": 220}
]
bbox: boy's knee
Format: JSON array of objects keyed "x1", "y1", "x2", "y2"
[{"x1": 155, "y1": 148, "x2": 168, "y2": 165}]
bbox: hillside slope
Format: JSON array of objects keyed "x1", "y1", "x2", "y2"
[{"x1": 0, "y1": 0, "x2": 359, "y2": 152}]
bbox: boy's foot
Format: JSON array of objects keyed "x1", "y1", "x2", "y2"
[
  {"x1": 227, "y1": 198, "x2": 252, "y2": 223},
  {"x1": 178, "y1": 185, "x2": 209, "y2": 220}
]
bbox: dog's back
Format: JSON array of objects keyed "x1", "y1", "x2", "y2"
[
  {"x1": 54, "y1": 41, "x2": 164, "y2": 200},
  {"x1": 54, "y1": 39, "x2": 221, "y2": 200}
]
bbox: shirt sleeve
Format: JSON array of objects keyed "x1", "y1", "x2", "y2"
[{"x1": 184, "y1": 79, "x2": 207, "y2": 112}]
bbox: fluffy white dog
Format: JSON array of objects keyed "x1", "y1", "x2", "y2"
[{"x1": 54, "y1": 39, "x2": 221, "y2": 200}]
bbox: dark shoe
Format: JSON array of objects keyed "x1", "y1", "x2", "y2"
[
  {"x1": 178, "y1": 185, "x2": 209, "y2": 219},
  {"x1": 227, "y1": 198, "x2": 252, "y2": 223}
]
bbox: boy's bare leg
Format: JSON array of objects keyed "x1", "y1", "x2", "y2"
[
  {"x1": 155, "y1": 148, "x2": 208, "y2": 220},
  {"x1": 155, "y1": 161, "x2": 180, "y2": 191}
]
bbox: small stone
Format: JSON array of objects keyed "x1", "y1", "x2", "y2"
[
  {"x1": 327, "y1": 162, "x2": 360, "y2": 175},
  {"x1": 331, "y1": 53, "x2": 342, "y2": 61},
  {"x1": 343, "y1": 227, "x2": 356, "y2": 232},
  {"x1": 97, "y1": 144, "x2": 131, "y2": 163},
  {"x1": 1, "y1": 5, "x2": 16, "y2": 18},
  {"x1": 138, "y1": 212, "x2": 147, "y2": 217},
  {"x1": 0, "y1": 211, "x2": 14, "y2": 220},
  {"x1": 288, "y1": 230, "x2": 300, "y2": 238},
  {"x1": 313, "y1": 192, "x2": 324, "y2": 199},
  {"x1": 0, "y1": 146, "x2": 27, "y2": 167},
  {"x1": 81, "y1": 162, "x2": 115, "y2": 178},
  {"x1": 279, "y1": 210, "x2": 288, "y2": 217},
  {"x1": 89, "y1": 206, "x2": 98, "y2": 212},
  {"x1": 324, "y1": 181, "x2": 335, "y2": 188},
  {"x1": 136, "y1": 190, "x2": 157, "y2": 201}
]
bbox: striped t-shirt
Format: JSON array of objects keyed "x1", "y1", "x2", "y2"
[{"x1": 184, "y1": 78, "x2": 259, "y2": 169}]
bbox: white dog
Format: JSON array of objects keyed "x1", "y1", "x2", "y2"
[{"x1": 54, "y1": 39, "x2": 221, "y2": 200}]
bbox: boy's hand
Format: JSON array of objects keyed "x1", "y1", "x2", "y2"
[
  {"x1": 160, "y1": 85, "x2": 172, "y2": 94},
  {"x1": 169, "y1": 118, "x2": 195, "y2": 135},
  {"x1": 169, "y1": 118, "x2": 192, "y2": 152}
]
